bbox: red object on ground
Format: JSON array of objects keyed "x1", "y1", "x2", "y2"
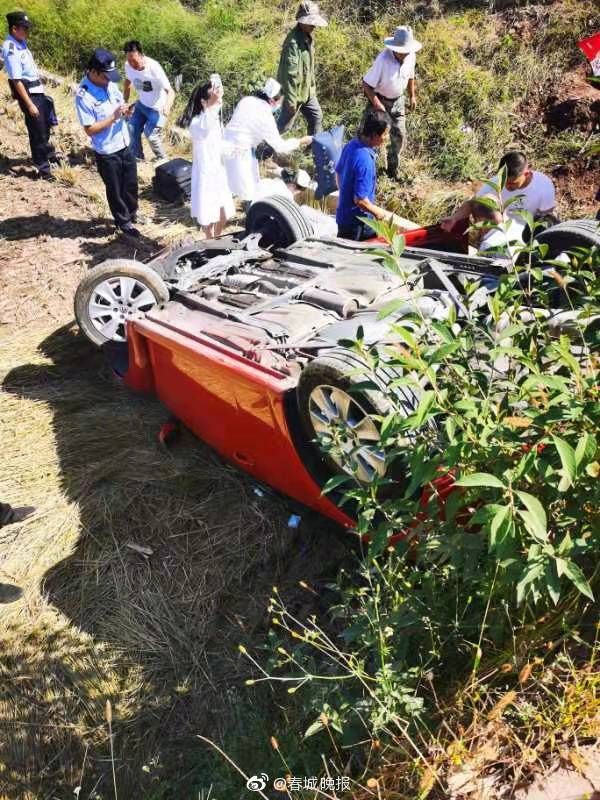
[{"x1": 578, "y1": 32, "x2": 600, "y2": 75}]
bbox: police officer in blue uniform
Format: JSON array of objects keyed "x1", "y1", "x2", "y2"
[
  {"x1": 2, "y1": 10, "x2": 58, "y2": 178},
  {"x1": 75, "y1": 48, "x2": 140, "y2": 237}
]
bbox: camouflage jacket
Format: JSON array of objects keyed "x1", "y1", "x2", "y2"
[{"x1": 277, "y1": 25, "x2": 316, "y2": 107}]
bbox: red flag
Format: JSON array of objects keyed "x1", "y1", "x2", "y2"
[{"x1": 578, "y1": 32, "x2": 600, "y2": 75}]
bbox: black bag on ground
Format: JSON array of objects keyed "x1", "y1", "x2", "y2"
[{"x1": 153, "y1": 158, "x2": 192, "y2": 203}]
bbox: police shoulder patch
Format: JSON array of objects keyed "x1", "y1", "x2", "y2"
[{"x1": 8, "y1": 42, "x2": 15, "y2": 54}]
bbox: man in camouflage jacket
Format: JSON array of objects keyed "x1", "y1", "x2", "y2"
[{"x1": 277, "y1": 1, "x2": 327, "y2": 135}]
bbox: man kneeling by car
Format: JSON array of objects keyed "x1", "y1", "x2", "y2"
[
  {"x1": 335, "y1": 111, "x2": 392, "y2": 241},
  {"x1": 442, "y1": 150, "x2": 558, "y2": 234}
]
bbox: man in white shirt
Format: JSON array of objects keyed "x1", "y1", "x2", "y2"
[
  {"x1": 362, "y1": 25, "x2": 421, "y2": 180},
  {"x1": 442, "y1": 150, "x2": 557, "y2": 233},
  {"x1": 123, "y1": 40, "x2": 174, "y2": 161}
]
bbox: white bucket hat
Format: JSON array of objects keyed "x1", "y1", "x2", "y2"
[
  {"x1": 296, "y1": 1, "x2": 328, "y2": 28},
  {"x1": 384, "y1": 25, "x2": 422, "y2": 54},
  {"x1": 261, "y1": 77, "x2": 282, "y2": 99}
]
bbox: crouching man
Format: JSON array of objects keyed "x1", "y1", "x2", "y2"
[
  {"x1": 335, "y1": 111, "x2": 391, "y2": 241},
  {"x1": 75, "y1": 49, "x2": 141, "y2": 238}
]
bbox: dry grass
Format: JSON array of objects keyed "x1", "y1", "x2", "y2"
[{"x1": 0, "y1": 321, "x2": 347, "y2": 798}]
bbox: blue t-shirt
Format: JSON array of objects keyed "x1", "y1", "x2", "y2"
[
  {"x1": 1, "y1": 34, "x2": 43, "y2": 92},
  {"x1": 335, "y1": 137, "x2": 377, "y2": 228},
  {"x1": 75, "y1": 77, "x2": 130, "y2": 155}
]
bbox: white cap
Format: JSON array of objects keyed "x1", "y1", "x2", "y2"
[{"x1": 261, "y1": 77, "x2": 281, "y2": 99}]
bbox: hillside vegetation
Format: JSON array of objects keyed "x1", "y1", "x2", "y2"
[{"x1": 2, "y1": 0, "x2": 599, "y2": 197}]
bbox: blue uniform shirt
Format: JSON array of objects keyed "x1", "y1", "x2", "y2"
[
  {"x1": 75, "y1": 77, "x2": 130, "y2": 155},
  {"x1": 335, "y1": 138, "x2": 377, "y2": 228},
  {"x1": 1, "y1": 34, "x2": 43, "y2": 92}
]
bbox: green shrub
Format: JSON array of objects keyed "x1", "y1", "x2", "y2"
[{"x1": 251, "y1": 210, "x2": 600, "y2": 746}]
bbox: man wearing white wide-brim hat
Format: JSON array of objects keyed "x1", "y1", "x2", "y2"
[
  {"x1": 277, "y1": 1, "x2": 327, "y2": 136},
  {"x1": 362, "y1": 25, "x2": 421, "y2": 179}
]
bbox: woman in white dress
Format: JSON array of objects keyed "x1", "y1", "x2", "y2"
[
  {"x1": 224, "y1": 77, "x2": 313, "y2": 203},
  {"x1": 179, "y1": 77, "x2": 235, "y2": 238}
]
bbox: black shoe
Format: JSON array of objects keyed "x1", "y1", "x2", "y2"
[
  {"x1": 119, "y1": 223, "x2": 141, "y2": 239},
  {"x1": 0, "y1": 503, "x2": 14, "y2": 528},
  {"x1": 37, "y1": 170, "x2": 54, "y2": 181}
]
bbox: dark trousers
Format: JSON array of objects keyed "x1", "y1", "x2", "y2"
[
  {"x1": 337, "y1": 219, "x2": 374, "y2": 242},
  {"x1": 277, "y1": 95, "x2": 323, "y2": 135},
  {"x1": 95, "y1": 146, "x2": 138, "y2": 228},
  {"x1": 362, "y1": 93, "x2": 406, "y2": 179},
  {"x1": 17, "y1": 92, "x2": 56, "y2": 173}
]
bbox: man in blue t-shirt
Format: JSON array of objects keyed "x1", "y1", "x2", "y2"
[{"x1": 335, "y1": 111, "x2": 390, "y2": 241}]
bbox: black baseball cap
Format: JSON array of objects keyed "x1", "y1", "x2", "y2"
[
  {"x1": 88, "y1": 48, "x2": 121, "y2": 82},
  {"x1": 7, "y1": 10, "x2": 32, "y2": 28}
]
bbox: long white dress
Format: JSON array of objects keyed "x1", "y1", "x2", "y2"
[
  {"x1": 224, "y1": 96, "x2": 300, "y2": 202},
  {"x1": 189, "y1": 106, "x2": 235, "y2": 227}
]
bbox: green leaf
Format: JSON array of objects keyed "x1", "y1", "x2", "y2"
[
  {"x1": 304, "y1": 719, "x2": 325, "y2": 738},
  {"x1": 412, "y1": 390, "x2": 436, "y2": 428},
  {"x1": 377, "y1": 298, "x2": 409, "y2": 320},
  {"x1": 557, "y1": 533, "x2": 573, "y2": 557},
  {"x1": 430, "y1": 321, "x2": 455, "y2": 344},
  {"x1": 555, "y1": 556, "x2": 568, "y2": 577},
  {"x1": 545, "y1": 562, "x2": 561, "y2": 606},
  {"x1": 552, "y1": 435, "x2": 576, "y2": 491},
  {"x1": 563, "y1": 561, "x2": 594, "y2": 601},
  {"x1": 489, "y1": 505, "x2": 511, "y2": 549},
  {"x1": 575, "y1": 433, "x2": 596, "y2": 469},
  {"x1": 455, "y1": 473, "x2": 505, "y2": 489},
  {"x1": 321, "y1": 475, "x2": 352, "y2": 495},
  {"x1": 521, "y1": 374, "x2": 569, "y2": 394},
  {"x1": 515, "y1": 491, "x2": 547, "y2": 541},
  {"x1": 516, "y1": 562, "x2": 544, "y2": 605},
  {"x1": 392, "y1": 325, "x2": 418, "y2": 350}
]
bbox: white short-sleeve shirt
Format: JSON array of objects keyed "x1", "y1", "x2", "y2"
[
  {"x1": 479, "y1": 217, "x2": 526, "y2": 258},
  {"x1": 477, "y1": 171, "x2": 556, "y2": 221},
  {"x1": 362, "y1": 49, "x2": 416, "y2": 100},
  {"x1": 124, "y1": 56, "x2": 171, "y2": 111}
]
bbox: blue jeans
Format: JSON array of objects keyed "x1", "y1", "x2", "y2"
[{"x1": 128, "y1": 102, "x2": 166, "y2": 160}]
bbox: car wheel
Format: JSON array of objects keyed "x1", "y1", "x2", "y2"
[
  {"x1": 245, "y1": 195, "x2": 314, "y2": 249},
  {"x1": 296, "y1": 348, "x2": 419, "y2": 485},
  {"x1": 74, "y1": 259, "x2": 170, "y2": 347},
  {"x1": 536, "y1": 219, "x2": 600, "y2": 260}
]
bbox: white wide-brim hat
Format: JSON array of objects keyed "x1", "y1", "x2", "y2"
[
  {"x1": 296, "y1": 1, "x2": 328, "y2": 27},
  {"x1": 384, "y1": 25, "x2": 422, "y2": 54},
  {"x1": 262, "y1": 77, "x2": 282, "y2": 99}
]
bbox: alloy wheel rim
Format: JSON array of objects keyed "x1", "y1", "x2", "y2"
[
  {"x1": 308, "y1": 384, "x2": 385, "y2": 483},
  {"x1": 88, "y1": 276, "x2": 158, "y2": 342}
]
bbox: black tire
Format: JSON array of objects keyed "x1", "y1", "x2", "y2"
[
  {"x1": 74, "y1": 259, "x2": 170, "y2": 347},
  {"x1": 536, "y1": 219, "x2": 600, "y2": 260},
  {"x1": 245, "y1": 195, "x2": 314, "y2": 249},
  {"x1": 296, "y1": 348, "x2": 420, "y2": 484}
]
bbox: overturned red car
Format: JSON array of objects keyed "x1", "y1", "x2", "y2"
[{"x1": 73, "y1": 197, "x2": 599, "y2": 527}]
